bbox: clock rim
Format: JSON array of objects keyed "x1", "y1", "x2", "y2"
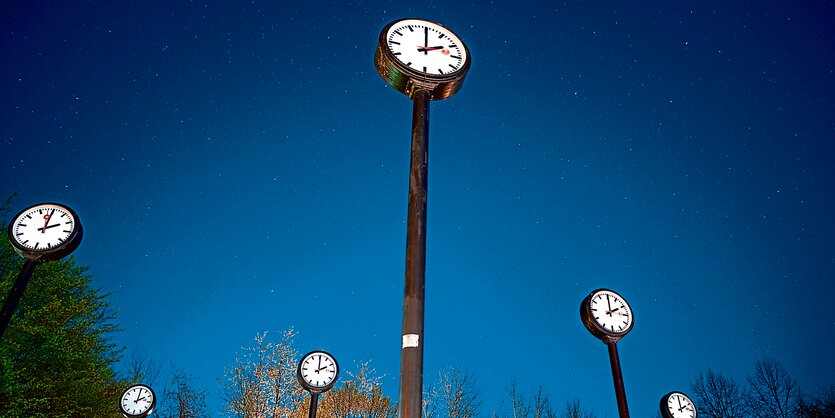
[
  {"x1": 297, "y1": 350, "x2": 340, "y2": 393},
  {"x1": 660, "y1": 391, "x2": 697, "y2": 418},
  {"x1": 119, "y1": 384, "x2": 157, "y2": 418},
  {"x1": 380, "y1": 17, "x2": 471, "y2": 80},
  {"x1": 7, "y1": 202, "x2": 83, "y2": 263},
  {"x1": 375, "y1": 17, "x2": 471, "y2": 100},
  {"x1": 580, "y1": 287, "x2": 635, "y2": 341}
]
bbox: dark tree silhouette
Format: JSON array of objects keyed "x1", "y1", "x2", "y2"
[
  {"x1": 745, "y1": 359, "x2": 799, "y2": 418},
  {"x1": 691, "y1": 369, "x2": 748, "y2": 418}
]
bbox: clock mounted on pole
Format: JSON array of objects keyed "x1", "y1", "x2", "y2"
[
  {"x1": 374, "y1": 17, "x2": 471, "y2": 418},
  {"x1": 1, "y1": 202, "x2": 83, "y2": 341}
]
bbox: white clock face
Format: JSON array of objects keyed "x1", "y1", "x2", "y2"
[
  {"x1": 666, "y1": 392, "x2": 696, "y2": 418},
  {"x1": 11, "y1": 203, "x2": 78, "y2": 253},
  {"x1": 589, "y1": 289, "x2": 633, "y2": 335},
  {"x1": 299, "y1": 351, "x2": 338, "y2": 388},
  {"x1": 385, "y1": 19, "x2": 468, "y2": 76},
  {"x1": 120, "y1": 385, "x2": 155, "y2": 416}
]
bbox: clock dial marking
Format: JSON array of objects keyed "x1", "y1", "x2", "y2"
[
  {"x1": 581, "y1": 288, "x2": 634, "y2": 341},
  {"x1": 297, "y1": 350, "x2": 339, "y2": 392},
  {"x1": 384, "y1": 19, "x2": 468, "y2": 77},
  {"x1": 120, "y1": 384, "x2": 156, "y2": 417},
  {"x1": 8, "y1": 203, "x2": 83, "y2": 262},
  {"x1": 661, "y1": 391, "x2": 697, "y2": 418}
]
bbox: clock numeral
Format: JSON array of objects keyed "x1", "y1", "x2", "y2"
[
  {"x1": 17, "y1": 223, "x2": 26, "y2": 227},
  {"x1": 390, "y1": 41, "x2": 400, "y2": 45},
  {"x1": 438, "y1": 33, "x2": 445, "y2": 39},
  {"x1": 451, "y1": 55, "x2": 461, "y2": 59},
  {"x1": 438, "y1": 69, "x2": 444, "y2": 74}
]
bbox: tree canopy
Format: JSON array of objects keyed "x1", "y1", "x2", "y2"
[{"x1": 0, "y1": 214, "x2": 124, "y2": 416}]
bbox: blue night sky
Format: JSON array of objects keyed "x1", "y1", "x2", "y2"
[{"x1": 2, "y1": 1, "x2": 834, "y2": 416}]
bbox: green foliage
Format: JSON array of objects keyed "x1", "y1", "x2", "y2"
[{"x1": 0, "y1": 225, "x2": 124, "y2": 417}]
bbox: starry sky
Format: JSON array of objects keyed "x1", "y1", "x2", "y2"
[{"x1": 2, "y1": 1, "x2": 834, "y2": 417}]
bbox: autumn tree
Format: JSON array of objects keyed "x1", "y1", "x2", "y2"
[
  {"x1": 0, "y1": 199, "x2": 125, "y2": 417},
  {"x1": 302, "y1": 361, "x2": 395, "y2": 418},
  {"x1": 690, "y1": 369, "x2": 748, "y2": 418},
  {"x1": 222, "y1": 328, "x2": 303, "y2": 417},
  {"x1": 745, "y1": 359, "x2": 799, "y2": 418}
]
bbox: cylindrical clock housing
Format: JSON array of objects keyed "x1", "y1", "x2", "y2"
[
  {"x1": 7, "y1": 202, "x2": 83, "y2": 263},
  {"x1": 297, "y1": 350, "x2": 340, "y2": 394},
  {"x1": 375, "y1": 18, "x2": 471, "y2": 100},
  {"x1": 580, "y1": 288, "x2": 634, "y2": 343},
  {"x1": 660, "y1": 391, "x2": 698, "y2": 418}
]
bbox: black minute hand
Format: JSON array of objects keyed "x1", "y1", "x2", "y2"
[{"x1": 424, "y1": 27, "x2": 428, "y2": 55}]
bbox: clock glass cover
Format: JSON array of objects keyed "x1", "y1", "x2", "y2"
[
  {"x1": 385, "y1": 18, "x2": 468, "y2": 77},
  {"x1": 8, "y1": 202, "x2": 82, "y2": 262},
  {"x1": 584, "y1": 288, "x2": 634, "y2": 337},
  {"x1": 120, "y1": 384, "x2": 156, "y2": 417},
  {"x1": 662, "y1": 391, "x2": 697, "y2": 418},
  {"x1": 298, "y1": 350, "x2": 339, "y2": 391}
]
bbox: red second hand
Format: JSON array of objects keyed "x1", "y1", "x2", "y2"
[{"x1": 41, "y1": 214, "x2": 50, "y2": 233}]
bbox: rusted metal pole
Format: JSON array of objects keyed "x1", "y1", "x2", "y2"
[
  {"x1": 607, "y1": 341, "x2": 630, "y2": 418},
  {"x1": 0, "y1": 259, "x2": 37, "y2": 341},
  {"x1": 398, "y1": 88, "x2": 431, "y2": 418}
]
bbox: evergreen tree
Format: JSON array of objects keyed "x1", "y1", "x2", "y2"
[{"x1": 0, "y1": 204, "x2": 124, "y2": 417}]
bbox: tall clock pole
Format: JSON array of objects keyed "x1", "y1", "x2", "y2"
[
  {"x1": 580, "y1": 288, "x2": 635, "y2": 418},
  {"x1": 400, "y1": 87, "x2": 431, "y2": 418},
  {"x1": 0, "y1": 260, "x2": 37, "y2": 341},
  {"x1": 607, "y1": 341, "x2": 630, "y2": 418},
  {"x1": 374, "y1": 18, "x2": 471, "y2": 418}
]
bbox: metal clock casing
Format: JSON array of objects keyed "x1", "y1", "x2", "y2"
[
  {"x1": 119, "y1": 384, "x2": 156, "y2": 418},
  {"x1": 580, "y1": 288, "x2": 634, "y2": 343},
  {"x1": 375, "y1": 18, "x2": 471, "y2": 100},
  {"x1": 297, "y1": 350, "x2": 339, "y2": 393},
  {"x1": 661, "y1": 391, "x2": 698, "y2": 418},
  {"x1": 7, "y1": 202, "x2": 83, "y2": 263}
]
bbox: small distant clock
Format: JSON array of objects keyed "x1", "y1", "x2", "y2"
[
  {"x1": 120, "y1": 384, "x2": 156, "y2": 418},
  {"x1": 375, "y1": 18, "x2": 471, "y2": 100},
  {"x1": 297, "y1": 350, "x2": 339, "y2": 393},
  {"x1": 580, "y1": 288, "x2": 634, "y2": 343},
  {"x1": 661, "y1": 391, "x2": 697, "y2": 418},
  {"x1": 7, "y1": 202, "x2": 83, "y2": 263}
]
